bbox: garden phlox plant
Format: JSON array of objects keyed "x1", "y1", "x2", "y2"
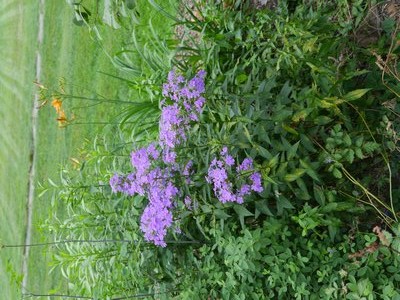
[{"x1": 110, "y1": 70, "x2": 263, "y2": 246}]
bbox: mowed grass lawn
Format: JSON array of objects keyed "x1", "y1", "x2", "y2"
[
  {"x1": 1, "y1": 0, "x2": 130, "y2": 298},
  {"x1": 0, "y1": 1, "x2": 38, "y2": 298},
  {"x1": 28, "y1": 1, "x2": 132, "y2": 298}
]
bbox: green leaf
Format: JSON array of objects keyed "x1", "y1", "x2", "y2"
[
  {"x1": 363, "y1": 142, "x2": 379, "y2": 154},
  {"x1": 320, "y1": 97, "x2": 344, "y2": 107},
  {"x1": 392, "y1": 238, "x2": 400, "y2": 252},
  {"x1": 47, "y1": 178, "x2": 59, "y2": 188},
  {"x1": 125, "y1": 0, "x2": 136, "y2": 9},
  {"x1": 332, "y1": 168, "x2": 342, "y2": 179},
  {"x1": 277, "y1": 196, "x2": 294, "y2": 215},
  {"x1": 287, "y1": 141, "x2": 300, "y2": 160},
  {"x1": 284, "y1": 168, "x2": 306, "y2": 182},
  {"x1": 255, "y1": 200, "x2": 273, "y2": 216},
  {"x1": 320, "y1": 202, "x2": 338, "y2": 213},
  {"x1": 201, "y1": 205, "x2": 212, "y2": 213},
  {"x1": 343, "y1": 89, "x2": 371, "y2": 101},
  {"x1": 282, "y1": 123, "x2": 299, "y2": 135},
  {"x1": 300, "y1": 159, "x2": 320, "y2": 182},
  {"x1": 292, "y1": 109, "x2": 312, "y2": 122},
  {"x1": 214, "y1": 209, "x2": 231, "y2": 220},
  {"x1": 295, "y1": 178, "x2": 311, "y2": 200},
  {"x1": 343, "y1": 134, "x2": 352, "y2": 147},
  {"x1": 276, "y1": 81, "x2": 292, "y2": 105},
  {"x1": 234, "y1": 205, "x2": 254, "y2": 229},
  {"x1": 102, "y1": 0, "x2": 121, "y2": 29},
  {"x1": 313, "y1": 116, "x2": 333, "y2": 125},
  {"x1": 346, "y1": 149, "x2": 355, "y2": 163},
  {"x1": 382, "y1": 18, "x2": 396, "y2": 34},
  {"x1": 195, "y1": 217, "x2": 208, "y2": 239},
  {"x1": 313, "y1": 184, "x2": 325, "y2": 206},
  {"x1": 233, "y1": 205, "x2": 254, "y2": 217},
  {"x1": 267, "y1": 153, "x2": 280, "y2": 168},
  {"x1": 355, "y1": 148, "x2": 364, "y2": 159},
  {"x1": 235, "y1": 74, "x2": 248, "y2": 84},
  {"x1": 357, "y1": 278, "x2": 373, "y2": 296}
]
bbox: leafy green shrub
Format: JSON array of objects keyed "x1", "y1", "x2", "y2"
[{"x1": 174, "y1": 0, "x2": 399, "y2": 226}]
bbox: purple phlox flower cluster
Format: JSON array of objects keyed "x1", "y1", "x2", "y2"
[
  {"x1": 159, "y1": 104, "x2": 185, "y2": 149},
  {"x1": 140, "y1": 179, "x2": 179, "y2": 247},
  {"x1": 110, "y1": 70, "x2": 207, "y2": 247},
  {"x1": 162, "y1": 70, "x2": 206, "y2": 112},
  {"x1": 159, "y1": 70, "x2": 206, "y2": 164},
  {"x1": 206, "y1": 157, "x2": 238, "y2": 203},
  {"x1": 110, "y1": 144, "x2": 180, "y2": 247},
  {"x1": 206, "y1": 147, "x2": 264, "y2": 204}
]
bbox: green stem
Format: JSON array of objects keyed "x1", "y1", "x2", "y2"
[
  {"x1": 59, "y1": 94, "x2": 140, "y2": 105},
  {"x1": 23, "y1": 289, "x2": 178, "y2": 299},
  {"x1": 1, "y1": 238, "x2": 203, "y2": 249}
]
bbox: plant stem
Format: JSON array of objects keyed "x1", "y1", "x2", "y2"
[
  {"x1": 1, "y1": 238, "x2": 203, "y2": 249},
  {"x1": 23, "y1": 289, "x2": 178, "y2": 299},
  {"x1": 59, "y1": 94, "x2": 139, "y2": 105}
]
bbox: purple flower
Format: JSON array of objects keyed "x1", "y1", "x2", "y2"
[
  {"x1": 110, "y1": 174, "x2": 122, "y2": 193},
  {"x1": 184, "y1": 196, "x2": 192, "y2": 210},
  {"x1": 162, "y1": 149, "x2": 177, "y2": 164},
  {"x1": 140, "y1": 205, "x2": 173, "y2": 247},
  {"x1": 239, "y1": 184, "x2": 251, "y2": 197},
  {"x1": 250, "y1": 172, "x2": 263, "y2": 193},
  {"x1": 131, "y1": 147, "x2": 151, "y2": 174},
  {"x1": 147, "y1": 143, "x2": 160, "y2": 160},
  {"x1": 206, "y1": 160, "x2": 228, "y2": 186},
  {"x1": 194, "y1": 97, "x2": 205, "y2": 113},
  {"x1": 220, "y1": 147, "x2": 228, "y2": 155},
  {"x1": 224, "y1": 155, "x2": 235, "y2": 167},
  {"x1": 237, "y1": 158, "x2": 254, "y2": 172},
  {"x1": 183, "y1": 160, "x2": 193, "y2": 183},
  {"x1": 207, "y1": 148, "x2": 263, "y2": 204},
  {"x1": 217, "y1": 184, "x2": 236, "y2": 203}
]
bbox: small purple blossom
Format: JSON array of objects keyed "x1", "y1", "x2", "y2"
[
  {"x1": 206, "y1": 160, "x2": 228, "y2": 186},
  {"x1": 110, "y1": 174, "x2": 122, "y2": 193},
  {"x1": 147, "y1": 143, "x2": 160, "y2": 160},
  {"x1": 207, "y1": 148, "x2": 263, "y2": 204},
  {"x1": 183, "y1": 160, "x2": 193, "y2": 183},
  {"x1": 131, "y1": 147, "x2": 151, "y2": 174},
  {"x1": 224, "y1": 155, "x2": 235, "y2": 167},
  {"x1": 160, "y1": 104, "x2": 183, "y2": 149},
  {"x1": 184, "y1": 196, "x2": 192, "y2": 210},
  {"x1": 250, "y1": 172, "x2": 263, "y2": 193},
  {"x1": 239, "y1": 184, "x2": 252, "y2": 197},
  {"x1": 237, "y1": 158, "x2": 254, "y2": 172},
  {"x1": 162, "y1": 149, "x2": 177, "y2": 164},
  {"x1": 220, "y1": 147, "x2": 228, "y2": 155},
  {"x1": 194, "y1": 97, "x2": 205, "y2": 113}
]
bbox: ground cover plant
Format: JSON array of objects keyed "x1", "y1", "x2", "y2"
[{"x1": 29, "y1": 0, "x2": 400, "y2": 299}]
